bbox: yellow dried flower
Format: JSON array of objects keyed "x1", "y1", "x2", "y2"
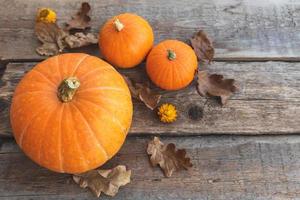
[
  {"x1": 158, "y1": 103, "x2": 177, "y2": 123},
  {"x1": 36, "y1": 8, "x2": 57, "y2": 23}
]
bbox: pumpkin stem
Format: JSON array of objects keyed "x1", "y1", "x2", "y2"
[
  {"x1": 167, "y1": 49, "x2": 176, "y2": 61},
  {"x1": 113, "y1": 18, "x2": 124, "y2": 32},
  {"x1": 57, "y1": 77, "x2": 80, "y2": 103}
]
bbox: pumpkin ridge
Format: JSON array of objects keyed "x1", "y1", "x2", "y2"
[
  {"x1": 160, "y1": 42, "x2": 168, "y2": 53},
  {"x1": 155, "y1": 60, "x2": 170, "y2": 88},
  {"x1": 77, "y1": 68, "x2": 118, "y2": 86},
  {"x1": 77, "y1": 86, "x2": 129, "y2": 96},
  {"x1": 55, "y1": 55, "x2": 62, "y2": 81},
  {"x1": 77, "y1": 98, "x2": 127, "y2": 134},
  {"x1": 71, "y1": 54, "x2": 90, "y2": 76},
  {"x1": 57, "y1": 104, "x2": 65, "y2": 172},
  {"x1": 67, "y1": 104, "x2": 89, "y2": 170},
  {"x1": 71, "y1": 103, "x2": 110, "y2": 160},
  {"x1": 77, "y1": 67, "x2": 108, "y2": 82},
  {"x1": 169, "y1": 61, "x2": 176, "y2": 89},
  {"x1": 13, "y1": 91, "x2": 55, "y2": 98},
  {"x1": 175, "y1": 56, "x2": 189, "y2": 75},
  {"x1": 16, "y1": 105, "x2": 50, "y2": 148},
  {"x1": 37, "y1": 104, "x2": 59, "y2": 167},
  {"x1": 117, "y1": 30, "x2": 128, "y2": 65},
  {"x1": 172, "y1": 60, "x2": 182, "y2": 87},
  {"x1": 31, "y1": 69, "x2": 57, "y2": 87},
  {"x1": 94, "y1": 95, "x2": 130, "y2": 114},
  {"x1": 146, "y1": 53, "x2": 165, "y2": 83},
  {"x1": 174, "y1": 57, "x2": 190, "y2": 87}
]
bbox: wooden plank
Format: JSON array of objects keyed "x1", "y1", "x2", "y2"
[
  {"x1": 1, "y1": 0, "x2": 300, "y2": 60},
  {"x1": 1, "y1": 135, "x2": 300, "y2": 199},
  {"x1": 1, "y1": 61, "x2": 300, "y2": 137}
]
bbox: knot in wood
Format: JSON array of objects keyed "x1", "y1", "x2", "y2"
[{"x1": 188, "y1": 105, "x2": 203, "y2": 121}]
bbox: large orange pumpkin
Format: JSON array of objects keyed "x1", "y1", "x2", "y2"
[
  {"x1": 99, "y1": 13, "x2": 154, "y2": 68},
  {"x1": 10, "y1": 53, "x2": 133, "y2": 174},
  {"x1": 146, "y1": 40, "x2": 198, "y2": 90}
]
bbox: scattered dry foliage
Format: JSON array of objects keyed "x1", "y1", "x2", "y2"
[
  {"x1": 65, "y1": 2, "x2": 91, "y2": 31},
  {"x1": 31, "y1": 4, "x2": 241, "y2": 197},
  {"x1": 64, "y1": 32, "x2": 98, "y2": 48},
  {"x1": 197, "y1": 70, "x2": 238, "y2": 105},
  {"x1": 147, "y1": 137, "x2": 192, "y2": 177},
  {"x1": 35, "y1": 22, "x2": 68, "y2": 56},
  {"x1": 73, "y1": 165, "x2": 131, "y2": 197},
  {"x1": 190, "y1": 30, "x2": 215, "y2": 63},
  {"x1": 124, "y1": 76, "x2": 161, "y2": 110},
  {"x1": 35, "y1": 2, "x2": 97, "y2": 56}
]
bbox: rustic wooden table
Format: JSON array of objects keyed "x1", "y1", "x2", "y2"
[{"x1": 1, "y1": 0, "x2": 300, "y2": 199}]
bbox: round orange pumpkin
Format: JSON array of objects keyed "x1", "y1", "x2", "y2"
[
  {"x1": 146, "y1": 40, "x2": 198, "y2": 90},
  {"x1": 10, "y1": 53, "x2": 133, "y2": 174},
  {"x1": 99, "y1": 13, "x2": 154, "y2": 68}
]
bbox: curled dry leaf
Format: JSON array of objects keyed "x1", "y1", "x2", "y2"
[
  {"x1": 123, "y1": 76, "x2": 161, "y2": 110},
  {"x1": 35, "y1": 22, "x2": 68, "y2": 56},
  {"x1": 190, "y1": 30, "x2": 215, "y2": 63},
  {"x1": 73, "y1": 165, "x2": 131, "y2": 197},
  {"x1": 65, "y1": 2, "x2": 91, "y2": 31},
  {"x1": 147, "y1": 137, "x2": 192, "y2": 177},
  {"x1": 64, "y1": 32, "x2": 98, "y2": 48},
  {"x1": 35, "y1": 3, "x2": 98, "y2": 56},
  {"x1": 197, "y1": 70, "x2": 238, "y2": 105}
]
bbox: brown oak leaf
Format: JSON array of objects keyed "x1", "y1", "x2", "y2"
[
  {"x1": 123, "y1": 76, "x2": 161, "y2": 110},
  {"x1": 35, "y1": 3, "x2": 98, "y2": 56},
  {"x1": 64, "y1": 32, "x2": 98, "y2": 48},
  {"x1": 65, "y1": 2, "x2": 91, "y2": 31},
  {"x1": 35, "y1": 22, "x2": 68, "y2": 56},
  {"x1": 147, "y1": 137, "x2": 192, "y2": 177},
  {"x1": 197, "y1": 70, "x2": 238, "y2": 105},
  {"x1": 73, "y1": 165, "x2": 131, "y2": 197},
  {"x1": 190, "y1": 30, "x2": 214, "y2": 63}
]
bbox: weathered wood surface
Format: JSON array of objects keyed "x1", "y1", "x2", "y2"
[
  {"x1": 1, "y1": 0, "x2": 300, "y2": 60},
  {"x1": 1, "y1": 136, "x2": 300, "y2": 200},
  {"x1": 1, "y1": 61, "x2": 299, "y2": 137},
  {"x1": 1, "y1": 0, "x2": 300, "y2": 199}
]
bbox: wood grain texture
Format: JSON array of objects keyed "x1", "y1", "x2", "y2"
[
  {"x1": 1, "y1": 0, "x2": 300, "y2": 60},
  {"x1": 1, "y1": 61, "x2": 299, "y2": 137},
  {"x1": 1, "y1": 136, "x2": 300, "y2": 200}
]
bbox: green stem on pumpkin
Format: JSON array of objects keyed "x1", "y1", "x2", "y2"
[
  {"x1": 113, "y1": 18, "x2": 124, "y2": 32},
  {"x1": 57, "y1": 77, "x2": 80, "y2": 103},
  {"x1": 167, "y1": 49, "x2": 176, "y2": 61}
]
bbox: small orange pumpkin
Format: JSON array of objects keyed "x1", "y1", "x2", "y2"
[
  {"x1": 146, "y1": 40, "x2": 198, "y2": 90},
  {"x1": 99, "y1": 13, "x2": 154, "y2": 68},
  {"x1": 10, "y1": 53, "x2": 133, "y2": 173}
]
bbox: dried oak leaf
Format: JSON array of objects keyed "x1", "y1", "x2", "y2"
[
  {"x1": 73, "y1": 165, "x2": 131, "y2": 197},
  {"x1": 35, "y1": 22, "x2": 68, "y2": 56},
  {"x1": 64, "y1": 32, "x2": 98, "y2": 48},
  {"x1": 123, "y1": 76, "x2": 161, "y2": 110},
  {"x1": 197, "y1": 70, "x2": 238, "y2": 105},
  {"x1": 190, "y1": 30, "x2": 215, "y2": 63},
  {"x1": 65, "y1": 2, "x2": 91, "y2": 31},
  {"x1": 147, "y1": 137, "x2": 192, "y2": 177}
]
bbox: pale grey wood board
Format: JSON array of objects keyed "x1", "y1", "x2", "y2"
[
  {"x1": 1, "y1": 136, "x2": 300, "y2": 200},
  {"x1": 1, "y1": 0, "x2": 300, "y2": 60},
  {"x1": 0, "y1": 61, "x2": 299, "y2": 137}
]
